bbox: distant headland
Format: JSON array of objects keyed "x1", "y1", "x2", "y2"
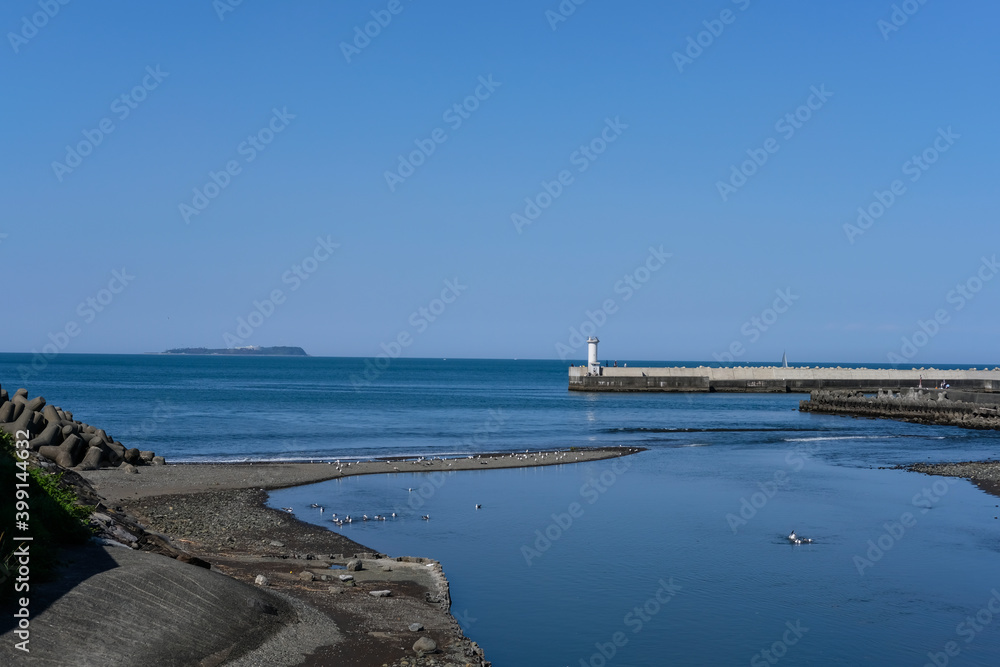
[{"x1": 163, "y1": 346, "x2": 308, "y2": 356}]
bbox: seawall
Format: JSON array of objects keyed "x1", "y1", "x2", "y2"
[
  {"x1": 568, "y1": 366, "x2": 1000, "y2": 393},
  {"x1": 799, "y1": 388, "x2": 1000, "y2": 430}
]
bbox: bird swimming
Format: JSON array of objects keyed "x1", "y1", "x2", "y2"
[
  {"x1": 788, "y1": 530, "x2": 813, "y2": 544},
  {"x1": 475, "y1": 504, "x2": 482, "y2": 509},
  {"x1": 421, "y1": 514, "x2": 430, "y2": 520}
]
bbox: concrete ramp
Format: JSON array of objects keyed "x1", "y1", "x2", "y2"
[{"x1": 1, "y1": 544, "x2": 313, "y2": 666}]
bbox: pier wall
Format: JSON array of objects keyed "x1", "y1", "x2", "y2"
[
  {"x1": 568, "y1": 366, "x2": 1000, "y2": 393},
  {"x1": 799, "y1": 389, "x2": 1000, "y2": 430}
]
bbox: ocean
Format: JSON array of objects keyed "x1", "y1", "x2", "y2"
[{"x1": 4, "y1": 354, "x2": 1000, "y2": 665}]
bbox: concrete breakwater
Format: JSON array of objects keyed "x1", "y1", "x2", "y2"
[
  {"x1": 568, "y1": 366, "x2": 1000, "y2": 393},
  {"x1": 0, "y1": 383, "x2": 162, "y2": 470},
  {"x1": 799, "y1": 388, "x2": 1000, "y2": 430}
]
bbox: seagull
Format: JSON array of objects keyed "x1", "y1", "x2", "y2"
[
  {"x1": 281, "y1": 507, "x2": 293, "y2": 513},
  {"x1": 363, "y1": 514, "x2": 369, "y2": 521},
  {"x1": 421, "y1": 515, "x2": 430, "y2": 520},
  {"x1": 475, "y1": 504, "x2": 482, "y2": 509},
  {"x1": 391, "y1": 512, "x2": 397, "y2": 518},
  {"x1": 788, "y1": 530, "x2": 813, "y2": 544}
]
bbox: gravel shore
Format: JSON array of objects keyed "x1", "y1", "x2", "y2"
[{"x1": 905, "y1": 460, "x2": 1000, "y2": 499}]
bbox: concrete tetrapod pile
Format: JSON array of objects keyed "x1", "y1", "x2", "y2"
[
  {"x1": 799, "y1": 388, "x2": 1000, "y2": 430},
  {"x1": 0, "y1": 383, "x2": 163, "y2": 470}
]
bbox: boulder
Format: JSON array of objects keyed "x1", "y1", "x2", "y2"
[
  {"x1": 139, "y1": 450, "x2": 155, "y2": 463},
  {"x1": 338, "y1": 574, "x2": 354, "y2": 582},
  {"x1": 254, "y1": 575, "x2": 269, "y2": 586},
  {"x1": 413, "y1": 636, "x2": 437, "y2": 656},
  {"x1": 152, "y1": 456, "x2": 166, "y2": 465},
  {"x1": 121, "y1": 463, "x2": 139, "y2": 474},
  {"x1": 369, "y1": 590, "x2": 392, "y2": 597},
  {"x1": 298, "y1": 571, "x2": 315, "y2": 581},
  {"x1": 124, "y1": 448, "x2": 141, "y2": 464},
  {"x1": 408, "y1": 623, "x2": 424, "y2": 632},
  {"x1": 346, "y1": 559, "x2": 362, "y2": 571}
]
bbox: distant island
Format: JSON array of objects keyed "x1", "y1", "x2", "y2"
[{"x1": 163, "y1": 346, "x2": 308, "y2": 356}]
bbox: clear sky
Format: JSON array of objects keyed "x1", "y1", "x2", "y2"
[{"x1": 2, "y1": 0, "x2": 997, "y2": 365}]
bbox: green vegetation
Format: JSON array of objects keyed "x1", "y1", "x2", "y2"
[{"x1": 0, "y1": 431, "x2": 94, "y2": 601}]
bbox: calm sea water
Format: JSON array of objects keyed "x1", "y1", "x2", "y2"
[{"x1": 3, "y1": 354, "x2": 1000, "y2": 665}]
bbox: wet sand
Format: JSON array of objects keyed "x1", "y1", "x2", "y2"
[{"x1": 83, "y1": 446, "x2": 641, "y2": 503}]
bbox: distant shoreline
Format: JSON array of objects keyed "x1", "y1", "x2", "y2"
[{"x1": 161, "y1": 346, "x2": 308, "y2": 357}]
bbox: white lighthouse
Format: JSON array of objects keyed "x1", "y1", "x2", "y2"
[{"x1": 587, "y1": 337, "x2": 601, "y2": 376}]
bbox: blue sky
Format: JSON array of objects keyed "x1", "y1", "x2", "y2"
[{"x1": 2, "y1": 0, "x2": 997, "y2": 364}]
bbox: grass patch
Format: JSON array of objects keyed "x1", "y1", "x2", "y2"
[{"x1": 0, "y1": 431, "x2": 94, "y2": 601}]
